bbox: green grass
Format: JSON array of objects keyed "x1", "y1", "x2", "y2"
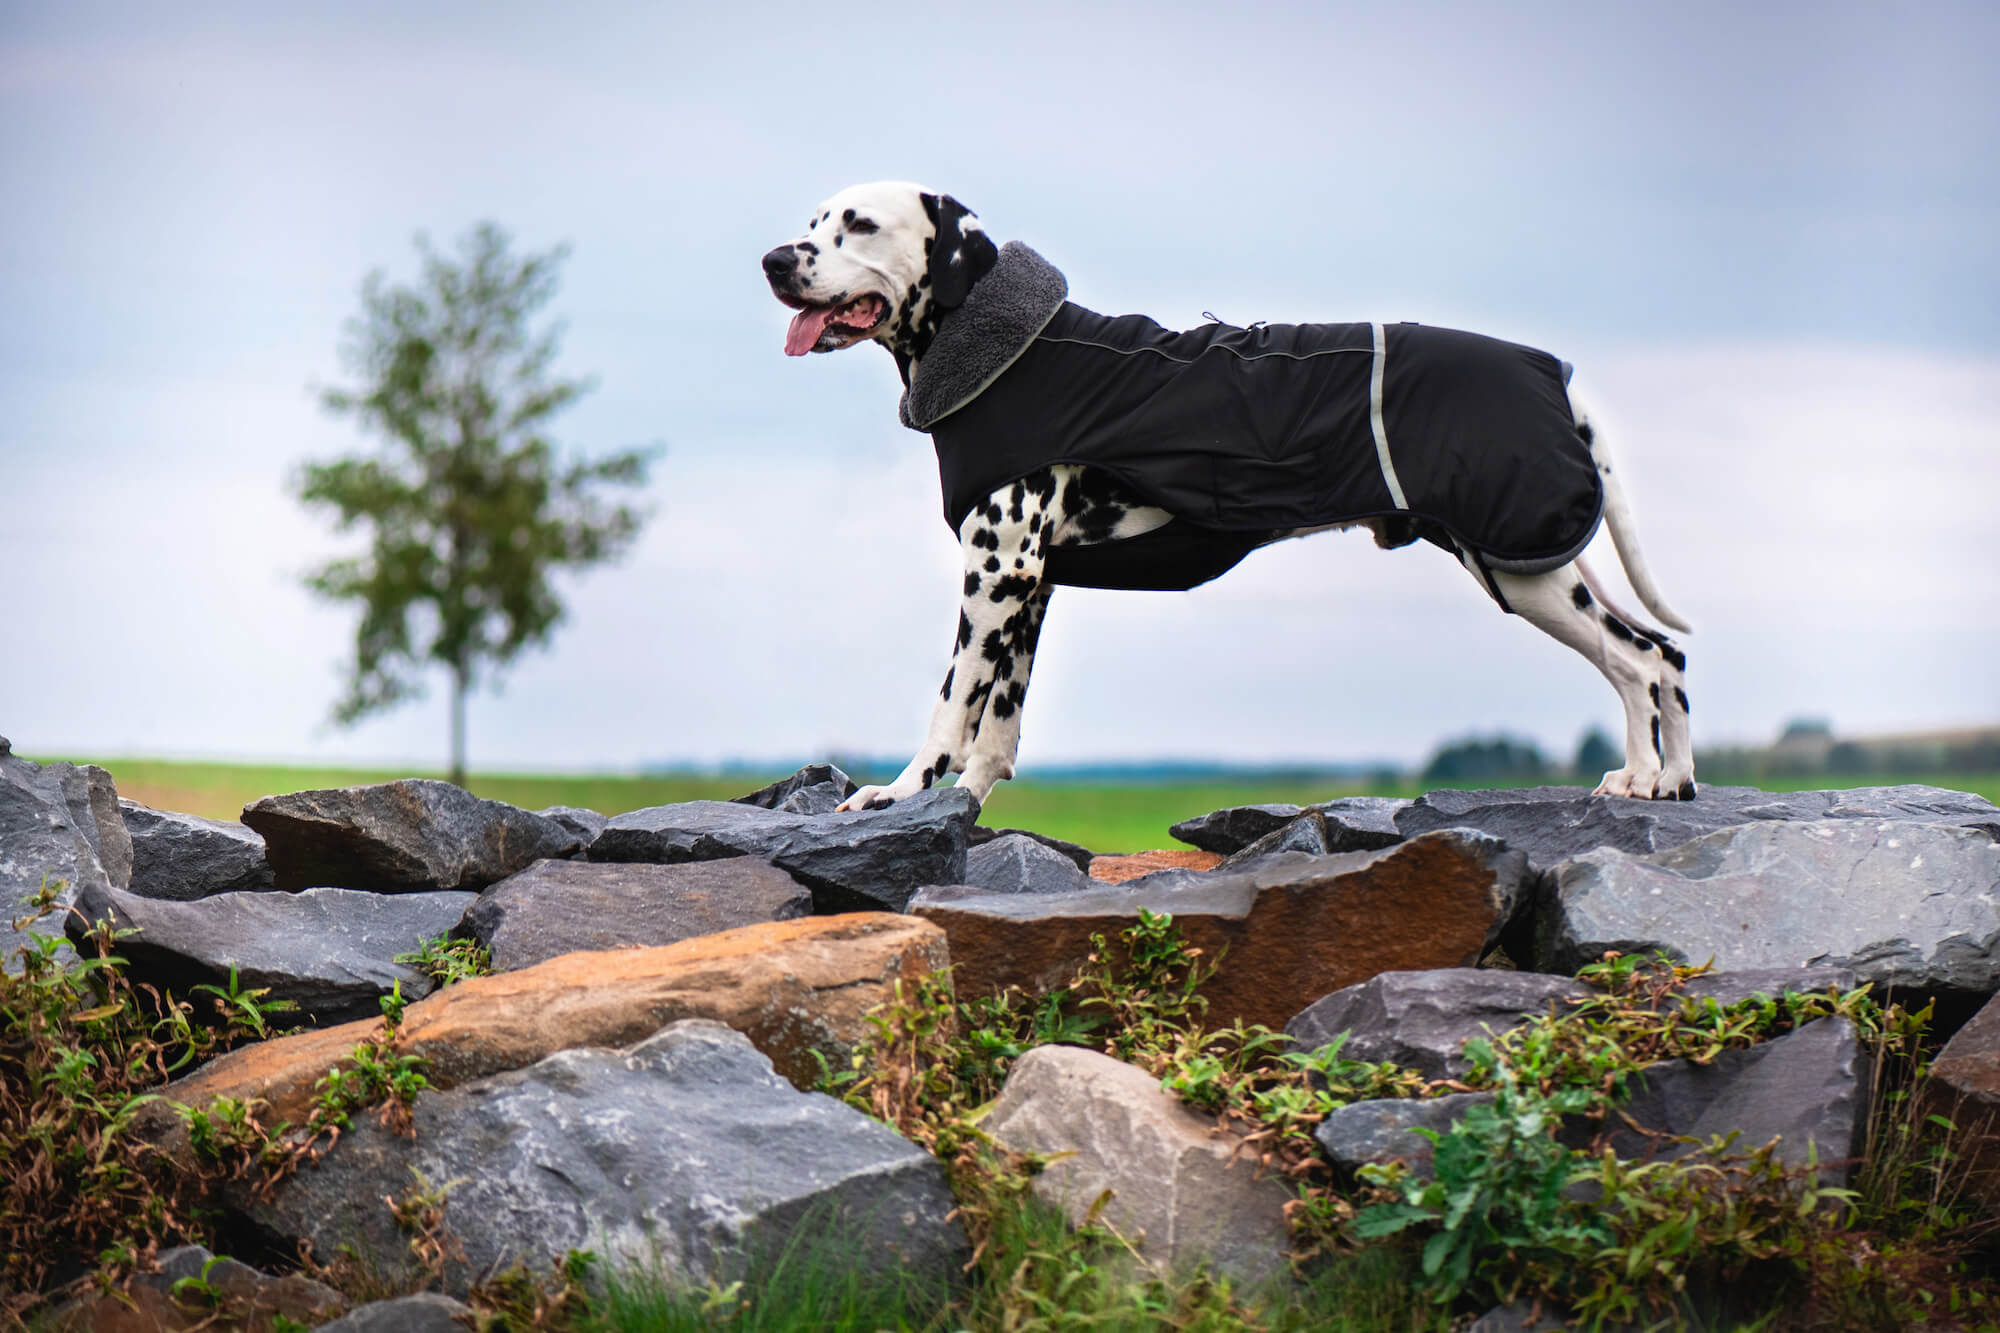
[{"x1": 26, "y1": 754, "x2": 2000, "y2": 857}]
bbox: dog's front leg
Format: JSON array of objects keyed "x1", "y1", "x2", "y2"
[{"x1": 841, "y1": 476, "x2": 1054, "y2": 812}]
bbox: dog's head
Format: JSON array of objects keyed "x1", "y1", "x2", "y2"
[{"x1": 762, "y1": 181, "x2": 998, "y2": 372}]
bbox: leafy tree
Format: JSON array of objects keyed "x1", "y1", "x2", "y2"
[
  {"x1": 1572, "y1": 726, "x2": 1620, "y2": 779},
  {"x1": 299, "y1": 222, "x2": 653, "y2": 785}
]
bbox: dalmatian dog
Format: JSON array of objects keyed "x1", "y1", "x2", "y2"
[{"x1": 763, "y1": 181, "x2": 1695, "y2": 811}]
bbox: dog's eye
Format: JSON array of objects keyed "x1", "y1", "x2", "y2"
[{"x1": 847, "y1": 217, "x2": 879, "y2": 235}]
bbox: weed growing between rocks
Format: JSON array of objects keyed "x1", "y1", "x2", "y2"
[
  {"x1": 395, "y1": 933, "x2": 493, "y2": 987},
  {"x1": 0, "y1": 882, "x2": 285, "y2": 1304}
]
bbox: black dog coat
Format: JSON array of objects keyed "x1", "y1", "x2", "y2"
[{"x1": 901, "y1": 243, "x2": 1602, "y2": 599}]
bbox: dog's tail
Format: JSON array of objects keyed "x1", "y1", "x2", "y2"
[{"x1": 1573, "y1": 391, "x2": 1693, "y2": 635}]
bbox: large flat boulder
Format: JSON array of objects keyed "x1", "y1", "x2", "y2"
[
  {"x1": 460, "y1": 856, "x2": 812, "y2": 970},
  {"x1": 912, "y1": 831, "x2": 1526, "y2": 1031},
  {"x1": 589, "y1": 787, "x2": 977, "y2": 913},
  {"x1": 65, "y1": 881, "x2": 472, "y2": 1026},
  {"x1": 140, "y1": 913, "x2": 950, "y2": 1156},
  {"x1": 120, "y1": 799, "x2": 274, "y2": 900},
  {"x1": 983, "y1": 1045, "x2": 1294, "y2": 1286},
  {"x1": 242, "y1": 1020, "x2": 968, "y2": 1297},
  {"x1": 241, "y1": 780, "x2": 581, "y2": 894},
  {"x1": 1535, "y1": 820, "x2": 2000, "y2": 1006},
  {"x1": 1397, "y1": 783, "x2": 2000, "y2": 876},
  {"x1": 1, "y1": 740, "x2": 124, "y2": 967}
]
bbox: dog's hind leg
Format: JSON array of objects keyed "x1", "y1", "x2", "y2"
[
  {"x1": 1488, "y1": 559, "x2": 1696, "y2": 800},
  {"x1": 839, "y1": 473, "x2": 1057, "y2": 811}
]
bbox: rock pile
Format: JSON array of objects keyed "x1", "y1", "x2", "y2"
[{"x1": 4, "y1": 736, "x2": 1999, "y2": 1324}]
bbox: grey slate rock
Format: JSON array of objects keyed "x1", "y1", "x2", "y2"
[
  {"x1": 537, "y1": 804, "x2": 608, "y2": 846},
  {"x1": 967, "y1": 823, "x2": 1097, "y2": 871},
  {"x1": 65, "y1": 881, "x2": 472, "y2": 1026},
  {"x1": 1316, "y1": 1092, "x2": 1490, "y2": 1177},
  {"x1": 127, "y1": 1244, "x2": 343, "y2": 1324},
  {"x1": 1397, "y1": 783, "x2": 2000, "y2": 876},
  {"x1": 462, "y1": 856, "x2": 812, "y2": 970},
  {"x1": 1285, "y1": 966, "x2": 1861, "y2": 1083},
  {"x1": 1171, "y1": 796, "x2": 1409, "y2": 855},
  {"x1": 312, "y1": 1293, "x2": 473, "y2": 1333},
  {"x1": 733, "y1": 763, "x2": 860, "y2": 814},
  {"x1": 120, "y1": 799, "x2": 274, "y2": 900},
  {"x1": 1536, "y1": 819, "x2": 2000, "y2": 1004},
  {"x1": 1, "y1": 748, "x2": 120, "y2": 969},
  {"x1": 1215, "y1": 810, "x2": 1335, "y2": 870},
  {"x1": 1594, "y1": 1015, "x2": 1869, "y2": 1175},
  {"x1": 1287, "y1": 969, "x2": 1590, "y2": 1080},
  {"x1": 960, "y1": 833, "x2": 1095, "y2": 895},
  {"x1": 59, "y1": 762, "x2": 131, "y2": 889},
  {"x1": 1317, "y1": 1018, "x2": 1868, "y2": 1184},
  {"x1": 242, "y1": 1019, "x2": 969, "y2": 1298},
  {"x1": 242, "y1": 779, "x2": 582, "y2": 894},
  {"x1": 590, "y1": 787, "x2": 978, "y2": 913}
]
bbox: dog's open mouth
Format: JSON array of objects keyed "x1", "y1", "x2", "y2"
[{"x1": 781, "y1": 293, "x2": 887, "y2": 356}]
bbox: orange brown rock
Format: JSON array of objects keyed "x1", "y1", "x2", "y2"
[
  {"x1": 915, "y1": 831, "x2": 1525, "y2": 1032},
  {"x1": 141, "y1": 913, "x2": 948, "y2": 1153},
  {"x1": 1088, "y1": 849, "x2": 1224, "y2": 883}
]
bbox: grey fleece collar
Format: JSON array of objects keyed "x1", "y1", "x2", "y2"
[{"x1": 900, "y1": 241, "x2": 1068, "y2": 431}]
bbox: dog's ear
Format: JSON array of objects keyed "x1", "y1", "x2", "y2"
[{"x1": 921, "y1": 192, "x2": 999, "y2": 312}]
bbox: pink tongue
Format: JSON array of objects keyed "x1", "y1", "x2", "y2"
[{"x1": 785, "y1": 306, "x2": 836, "y2": 356}]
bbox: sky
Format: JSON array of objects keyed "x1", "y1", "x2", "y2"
[{"x1": 2, "y1": 0, "x2": 1997, "y2": 775}]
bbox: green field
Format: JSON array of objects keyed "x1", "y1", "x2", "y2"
[{"x1": 28, "y1": 755, "x2": 2000, "y2": 854}]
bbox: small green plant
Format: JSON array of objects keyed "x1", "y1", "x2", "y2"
[{"x1": 397, "y1": 933, "x2": 493, "y2": 988}]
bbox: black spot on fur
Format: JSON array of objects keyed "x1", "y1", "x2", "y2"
[
  {"x1": 1019, "y1": 537, "x2": 1031, "y2": 552},
  {"x1": 1014, "y1": 558, "x2": 1025, "y2": 569},
  {"x1": 984, "y1": 556, "x2": 1000, "y2": 573},
  {"x1": 1674, "y1": 686, "x2": 1690, "y2": 713},
  {"x1": 963, "y1": 572, "x2": 980, "y2": 597},
  {"x1": 1578, "y1": 421, "x2": 1594, "y2": 445},
  {"x1": 981, "y1": 630, "x2": 1007, "y2": 663},
  {"x1": 989, "y1": 574, "x2": 1037, "y2": 604},
  {"x1": 1651, "y1": 715, "x2": 1662, "y2": 759},
  {"x1": 934, "y1": 752, "x2": 949, "y2": 779},
  {"x1": 991, "y1": 694, "x2": 1016, "y2": 719},
  {"x1": 1601, "y1": 613, "x2": 1633, "y2": 642},
  {"x1": 1008, "y1": 482, "x2": 1026, "y2": 522},
  {"x1": 842, "y1": 208, "x2": 855, "y2": 224},
  {"x1": 971, "y1": 527, "x2": 999, "y2": 550},
  {"x1": 940, "y1": 667, "x2": 954, "y2": 699},
  {"x1": 797, "y1": 241, "x2": 819, "y2": 256},
  {"x1": 956, "y1": 613, "x2": 972, "y2": 650},
  {"x1": 1649, "y1": 683, "x2": 1661, "y2": 708},
  {"x1": 1571, "y1": 583, "x2": 1592, "y2": 609},
  {"x1": 1660, "y1": 643, "x2": 1687, "y2": 673},
  {"x1": 849, "y1": 216, "x2": 878, "y2": 235},
  {"x1": 833, "y1": 234, "x2": 841, "y2": 248}
]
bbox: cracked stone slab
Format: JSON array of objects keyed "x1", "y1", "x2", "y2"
[
  {"x1": 1535, "y1": 819, "x2": 2000, "y2": 1005},
  {"x1": 3, "y1": 744, "x2": 125, "y2": 968},
  {"x1": 461, "y1": 855, "x2": 812, "y2": 970},
  {"x1": 66, "y1": 880, "x2": 472, "y2": 1026},
  {"x1": 241, "y1": 1019, "x2": 969, "y2": 1298}
]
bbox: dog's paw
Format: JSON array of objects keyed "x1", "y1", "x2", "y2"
[
  {"x1": 1594, "y1": 766, "x2": 1694, "y2": 800},
  {"x1": 836, "y1": 782, "x2": 917, "y2": 813},
  {"x1": 1593, "y1": 766, "x2": 1661, "y2": 799}
]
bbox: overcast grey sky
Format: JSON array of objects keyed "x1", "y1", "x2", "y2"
[{"x1": 3, "y1": 0, "x2": 1996, "y2": 773}]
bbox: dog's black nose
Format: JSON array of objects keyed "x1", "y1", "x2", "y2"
[{"x1": 762, "y1": 246, "x2": 800, "y2": 279}]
